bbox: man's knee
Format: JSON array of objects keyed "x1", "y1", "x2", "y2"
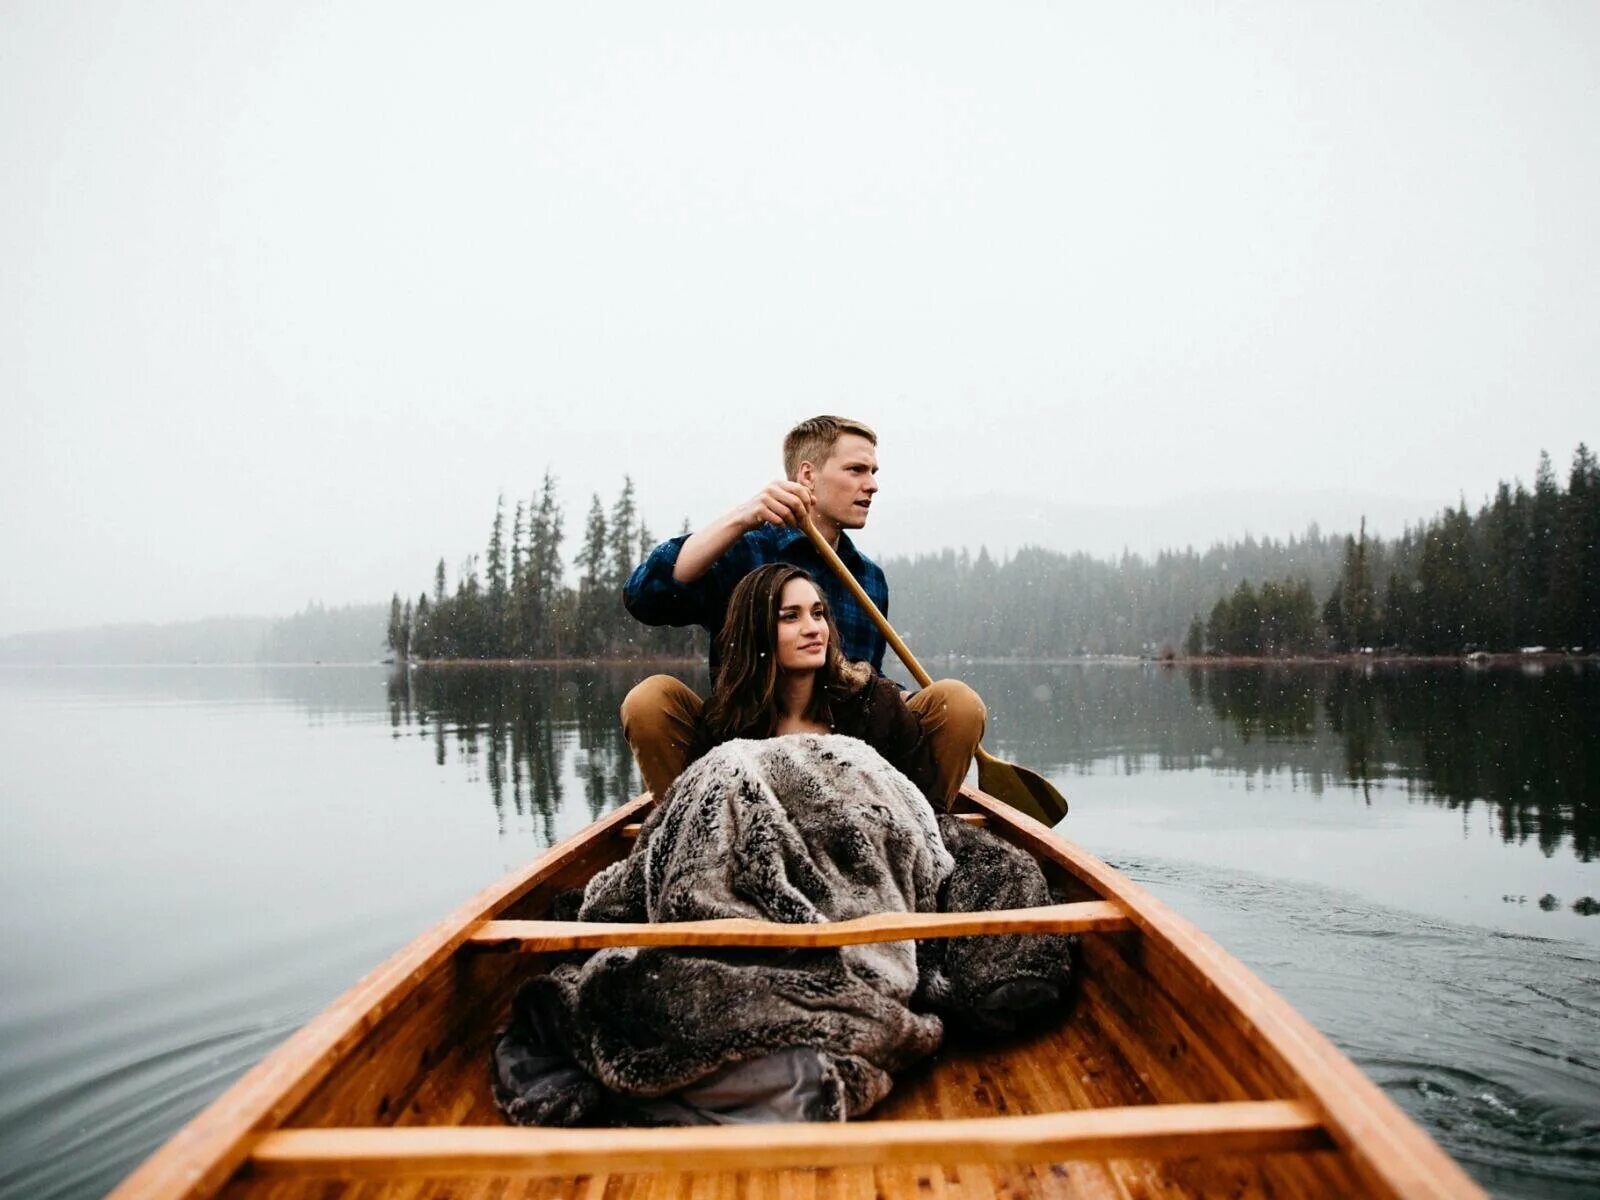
[
  {"x1": 909, "y1": 678, "x2": 987, "y2": 742},
  {"x1": 621, "y1": 674, "x2": 701, "y2": 739},
  {"x1": 934, "y1": 681, "x2": 985, "y2": 748},
  {"x1": 622, "y1": 674, "x2": 690, "y2": 734},
  {"x1": 921, "y1": 678, "x2": 979, "y2": 732}
]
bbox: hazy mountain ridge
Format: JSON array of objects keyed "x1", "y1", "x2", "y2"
[
  {"x1": 864, "y1": 487, "x2": 1436, "y2": 562},
  {"x1": 0, "y1": 605, "x2": 387, "y2": 666}
]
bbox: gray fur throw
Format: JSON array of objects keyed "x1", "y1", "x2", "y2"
[{"x1": 493, "y1": 734, "x2": 1074, "y2": 1127}]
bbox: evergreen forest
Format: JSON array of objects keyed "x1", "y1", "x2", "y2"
[
  {"x1": 389, "y1": 472, "x2": 704, "y2": 663},
  {"x1": 390, "y1": 447, "x2": 1599, "y2": 663}
]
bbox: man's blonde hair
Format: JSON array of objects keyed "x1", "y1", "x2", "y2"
[{"x1": 783, "y1": 415, "x2": 877, "y2": 479}]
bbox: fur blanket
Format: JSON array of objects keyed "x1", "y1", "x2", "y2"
[{"x1": 493, "y1": 734, "x2": 1074, "y2": 1126}]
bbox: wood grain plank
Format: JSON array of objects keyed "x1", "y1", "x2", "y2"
[
  {"x1": 615, "y1": 814, "x2": 989, "y2": 840},
  {"x1": 244, "y1": 1102, "x2": 1329, "y2": 1180},
  {"x1": 464, "y1": 902, "x2": 1130, "y2": 952}
]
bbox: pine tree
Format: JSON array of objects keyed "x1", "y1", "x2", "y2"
[
  {"x1": 508, "y1": 499, "x2": 526, "y2": 650},
  {"x1": 485, "y1": 495, "x2": 508, "y2": 653},
  {"x1": 1206, "y1": 597, "x2": 1230, "y2": 655},
  {"x1": 1479, "y1": 482, "x2": 1517, "y2": 648},
  {"x1": 607, "y1": 477, "x2": 638, "y2": 591},
  {"x1": 1288, "y1": 579, "x2": 1317, "y2": 651},
  {"x1": 1528, "y1": 451, "x2": 1559, "y2": 641},
  {"x1": 386, "y1": 593, "x2": 404, "y2": 656},
  {"x1": 1229, "y1": 580, "x2": 1261, "y2": 654},
  {"x1": 1546, "y1": 444, "x2": 1598, "y2": 649},
  {"x1": 414, "y1": 593, "x2": 431, "y2": 658},
  {"x1": 1184, "y1": 616, "x2": 1204, "y2": 657},
  {"x1": 530, "y1": 472, "x2": 566, "y2": 656},
  {"x1": 605, "y1": 479, "x2": 638, "y2": 654},
  {"x1": 1378, "y1": 574, "x2": 1402, "y2": 648},
  {"x1": 534, "y1": 472, "x2": 566, "y2": 594},
  {"x1": 1572, "y1": 444, "x2": 1600, "y2": 649},
  {"x1": 1321, "y1": 583, "x2": 1345, "y2": 650},
  {"x1": 575, "y1": 494, "x2": 609, "y2": 653},
  {"x1": 1338, "y1": 519, "x2": 1376, "y2": 648}
]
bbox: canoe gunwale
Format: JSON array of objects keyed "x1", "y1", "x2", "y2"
[{"x1": 953, "y1": 785, "x2": 1484, "y2": 1199}]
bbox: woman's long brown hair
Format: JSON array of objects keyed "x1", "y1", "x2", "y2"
[{"x1": 701, "y1": 564, "x2": 869, "y2": 745}]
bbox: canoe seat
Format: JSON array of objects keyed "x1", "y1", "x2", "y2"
[
  {"x1": 461, "y1": 901, "x2": 1135, "y2": 953},
  {"x1": 618, "y1": 811, "x2": 991, "y2": 840},
  {"x1": 243, "y1": 1100, "x2": 1332, "y2": 1180}
]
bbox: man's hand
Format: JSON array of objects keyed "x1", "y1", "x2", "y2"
[
  {"x1": 743, "y1": 481, "x2": 814, "y2": 530},
  {"x1": 670, "y1": 481, "x2": 815, "y2": 584}
]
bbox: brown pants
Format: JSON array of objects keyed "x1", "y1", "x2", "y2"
[{"x1": 619, "y1": 674, "x2": 987, "y2": 809}]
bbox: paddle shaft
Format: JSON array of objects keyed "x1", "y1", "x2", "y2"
[{"x1": 799, "y1": 514, "x2": 935, "y2": 690}]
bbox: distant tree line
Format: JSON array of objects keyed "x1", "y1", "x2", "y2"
[
  {"x1": 1187, "y1": 446, "x2": 1599, "y2": 656},
  {"x1": 890, "y1": 446, "x2": 1598, "y2": 658},
  {"x1": 1186, "y1": 578, "x2": 1320, "y2": 657},
  {"x1": 387, "y1": 446, "x2": 1597, "y2": 664},
  {"x1": 888, "y1": 533, "x2": 1348, "y2": 659},
  {"x1": 387, "y1": 472, "x2": 703, "y2": 662}
]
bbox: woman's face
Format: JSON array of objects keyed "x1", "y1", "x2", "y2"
[{"x1": 775, "y1": 577, "x2": 829, "y2": 673}]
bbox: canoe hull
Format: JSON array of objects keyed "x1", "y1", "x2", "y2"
[{"x1": 112, "y1": 788, "x2": 1482, "y2": 1199}]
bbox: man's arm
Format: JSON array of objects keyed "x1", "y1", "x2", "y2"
[
  {"x1": 672, "y1": 481, "x2": 814, "y2": 582},
  {"x1": 623, "y1": 481, "x2": 815, "y2": 628}
]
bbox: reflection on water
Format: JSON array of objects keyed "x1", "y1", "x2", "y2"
[
  {"x1": 385, "y1": 666, "x2": 710, "y2": 833},
  {"x1": 903, "y1": 661, "x2": 1596, "y2": 864},
  {"x1": 381, "y1": 661, "x2": 1599, "y2": 864}
]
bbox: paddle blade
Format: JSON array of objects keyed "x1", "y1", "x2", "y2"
[{"x1": 975, "y1": 756, "x2": 1069, "y2": 826}]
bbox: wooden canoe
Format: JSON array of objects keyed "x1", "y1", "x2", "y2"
[{"x1": 110, "y1": 785, "x2": 1484, "y2": 1199}]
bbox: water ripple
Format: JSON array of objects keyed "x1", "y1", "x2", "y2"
[{"x1": 1117, "y1": 853, "x2": 1600, "y2": 1199}]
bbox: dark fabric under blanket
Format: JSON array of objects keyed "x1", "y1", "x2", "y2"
[{"x1": 916, "y1": 814, "x2": 1078, "y2": 1038}]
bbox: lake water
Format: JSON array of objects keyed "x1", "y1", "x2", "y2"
[{"x1": 1, "y1": 662, "x2": 1596, "y2": 1198}]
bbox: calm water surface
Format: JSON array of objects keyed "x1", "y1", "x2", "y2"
[{"x1": 1, "y1": 662, "x2": 1596, "y2": 1198}]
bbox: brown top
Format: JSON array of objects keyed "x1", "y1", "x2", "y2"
[{"x1": 690, "y1": 675, "x2": 941, "y2": 806}]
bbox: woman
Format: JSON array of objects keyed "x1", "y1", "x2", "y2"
[{"x1": 689, "y1": 563, "x2": 942, "y2": 806}]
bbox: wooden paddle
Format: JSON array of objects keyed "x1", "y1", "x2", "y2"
[{"x1": 799, "y1": 514, "x2": 1069, "y2": 825}]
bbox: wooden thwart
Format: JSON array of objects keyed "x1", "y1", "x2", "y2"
[
  {"x1": 247, "y1": 1100, "x2": 1330, "y2": 1180},
  {"x1": 463, "y1": 901, "x2": 1132, "y2": 952},
  {"x1": 618, "y1": 812, "x2": 989, "y2": 839}
]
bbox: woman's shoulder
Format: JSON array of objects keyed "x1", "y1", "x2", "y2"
[
  {"x1": 832, "y1": 668, "x2": 915, "y2": 726},
  {"x1": 836, "y1": 659, "x2": 875, "y2": 694}
]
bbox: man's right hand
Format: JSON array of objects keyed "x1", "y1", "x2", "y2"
[
  {"x1": 670, "y1": 481, "x2": 815, "y2": 584},
  {"x1": 744, "y1": 481, "x2": 814, "y2": 530}
]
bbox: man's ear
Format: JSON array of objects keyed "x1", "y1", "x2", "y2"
[{"x1": 795, "y1": 461, "x2": 816, "y2": 488}]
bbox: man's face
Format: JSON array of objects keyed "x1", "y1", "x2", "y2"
[{"x1": 803, "y1": 434, "x2": 880, "y2": 531}]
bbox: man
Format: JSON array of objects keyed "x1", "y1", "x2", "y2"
[{"x1": 621, "y1": 415, "x2": 985, "y2": 807}]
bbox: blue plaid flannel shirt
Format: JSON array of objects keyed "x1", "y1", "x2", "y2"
[{"x1": 623, "y1": 525, "x2": 889, "y2": 676}]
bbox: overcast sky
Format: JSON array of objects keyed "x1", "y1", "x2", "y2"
[{"x1": 3, "y1": 2, "x2": 1595, "y2": 634}]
